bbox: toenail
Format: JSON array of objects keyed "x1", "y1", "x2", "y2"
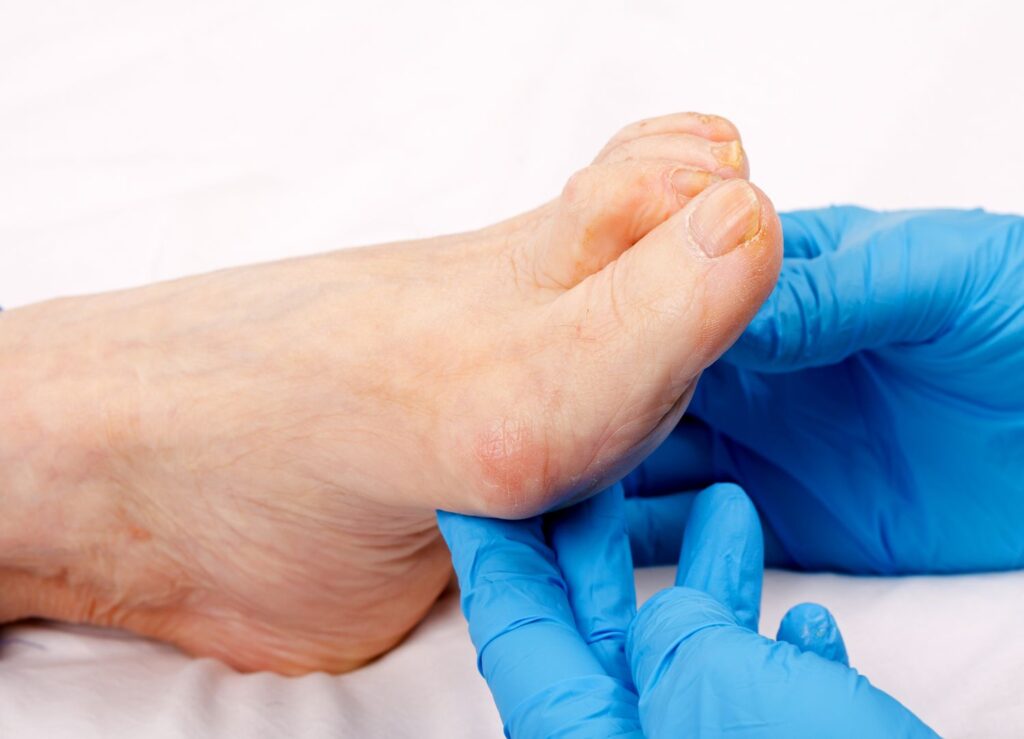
[
  {"x1": 688, "y1": 180, "x2": 761, "y2": 258},
  {"x1": 712, "y1": 140, "x2": 745, "y2": 170},
  {"x1": 670, "y1": 168, "x2": 720, "y2": 199}
]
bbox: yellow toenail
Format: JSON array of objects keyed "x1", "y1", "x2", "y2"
[
  {"x1": 712, "y1": 140, "x2": 745, "y2": 170},
  {"x1": 671, "y1": 168, "x2": 720, "y2": 199},
  {"x1": 689, "y1": 180, "x2": 761, "y2": 258}
]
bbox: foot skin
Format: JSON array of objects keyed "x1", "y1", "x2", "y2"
[{"x1": 0, "y1": 113, "x2": 781, "y2": 674}]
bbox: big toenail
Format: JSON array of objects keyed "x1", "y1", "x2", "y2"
[{"x1": 689, "y1": 180, "x2": 760, "y2": 258}]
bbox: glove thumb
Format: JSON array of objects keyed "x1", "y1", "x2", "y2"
[{"x1": 776, "y1": 602, "x2": 850, "y2": 666}]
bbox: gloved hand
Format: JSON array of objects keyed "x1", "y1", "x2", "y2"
[
  {"x1": 625, "y1": 207, "x2": 1024, "y2": 574},
  {"x1": 439, "y1": 484, "x2": 643, "y2": 737},
  {"x1": 438, "y1": 483, "x2": 936, "y2": 737},
  {"x1": 629, "y1": 483, "x2": 934, "y2": 737}
]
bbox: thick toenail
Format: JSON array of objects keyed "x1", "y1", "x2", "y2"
[
  {"x1": 712, "y1": 140, "x2": 745, "y2": 170},
  {"x1": 671, "y1": 168, "x2": 719, "y2": 199},
  {"x1": 689, "y1": 180, "x2": 761, "y2": 258}
]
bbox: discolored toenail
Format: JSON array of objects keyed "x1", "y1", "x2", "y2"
[
  {"x1": 712, "y1": 140, "x2": 746, "y2": 171},
  {"x1": 688, "y1": 180, "x2": 761, "y2": 258},
  {"x1": 670, "y1": 168, "x2": 721, "y2": 200}
]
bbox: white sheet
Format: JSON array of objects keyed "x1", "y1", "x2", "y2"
[
  {"x1": 5, "y1": 570, "x2": 1024, "y2": 738},
  {"x1": 1, "y1": 2, "x2": 1022, "y2": 737}
]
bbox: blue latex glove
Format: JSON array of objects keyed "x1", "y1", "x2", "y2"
[
  {"x1": 438, "y1": 483, "x2": 935, "y2": 737},
  {"x1": 629, "y1": 483, "x2": 934, "y2": 737},
  {"x1": 625, "y1": 207, "x2": 1024, "y2": 574},
  {"x1": 439, "y1": 484, "x2": 642, "y2": 737}
]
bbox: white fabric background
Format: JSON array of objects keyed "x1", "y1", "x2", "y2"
[{"x1": 1, "y1": 1, "x2": 1022, "y2": 737}]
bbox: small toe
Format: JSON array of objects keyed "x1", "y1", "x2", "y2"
[
  {"x1": 597, "y1": 112, "x2": 742, "y2": 161},
  {"x1": 537, "y1": 159, "x2": 717, "y2": 288},
  {"x1": 598, "y1": 133, "x2": 749, "y2": 178}
]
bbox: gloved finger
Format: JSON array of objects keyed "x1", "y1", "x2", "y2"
[
  {"x1": 625, "y1": 491, "x2": 697, "y2": 567},
  {"x1": 436, "y1": 511, "x2": 626, "y2": 727},
  {"x1": 621, "y1": 417, "x2": 718, "y2": 498},
  {"x1": 505, "y1": 675, "x2": 643, "y2": 738},
  {"x1": 675, "y1": 483, "x2": 763, "y2": 631},
  {"x1": 548, "y1": 484, "x2": 636, "y2": 684},
  {"x1": 777, "y1": 207, "x2": 868, "y2": 258},
  {"x1": 629, "y1": 587, "x2": 938, "y2": 738},
  {"x1": 721, "y1": 209, "x2": 970, "y2": 372},
  {"x1": 627, "y1": 585, "x2": 740, "y2": 698},
  {"x1": 776, "y1": 602, "x2": 850, "y2": 667},
  {"x1": 626, "y1": 484, "x2": 793, "y2": 569}
]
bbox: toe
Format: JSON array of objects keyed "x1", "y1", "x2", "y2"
[
  {"x1": 604, "y1": 178, "x2": 782, "y2": 372},
  {"x1": 550, "y1": 178, "x2": 781, "y2": 477},
  {"x1": 599, "y1": 133, "x2": 749, "y2": 177},
  {"x1": 535, "y1": 115, "x2": 749, "y2": 290},
  {"x1": 537, "y1": 158, "x2": 724, "y2": 289},
  {"x1": 596, "y1": 112, "x2": 742, "y2": 161}
]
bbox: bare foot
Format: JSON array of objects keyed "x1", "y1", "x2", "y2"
[{"x1": 0, "y1": 113, "x2": 781, "y2": 674}]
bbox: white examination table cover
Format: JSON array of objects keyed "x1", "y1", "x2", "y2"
[{"x1": 1, "y1": 2, "x2": 1023, "y2": 737}]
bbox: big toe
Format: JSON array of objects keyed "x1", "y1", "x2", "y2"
[
  {"x1": 606, "y1": 177, "x2": 779, "y2": 366},
  {"x1": 551, "y1": 178, "x2": 781, "y2": 480}
]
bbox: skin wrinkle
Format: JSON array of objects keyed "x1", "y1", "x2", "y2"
[
  {"x1": 602, "y1": 257, "x2": 629, "y2": 331},
  {"x1": 474, "y1": 417, "x2": 537, "y2": 513},
  {"x1": 579, "y1": 379, "x2": 688, "y2": 500}
]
